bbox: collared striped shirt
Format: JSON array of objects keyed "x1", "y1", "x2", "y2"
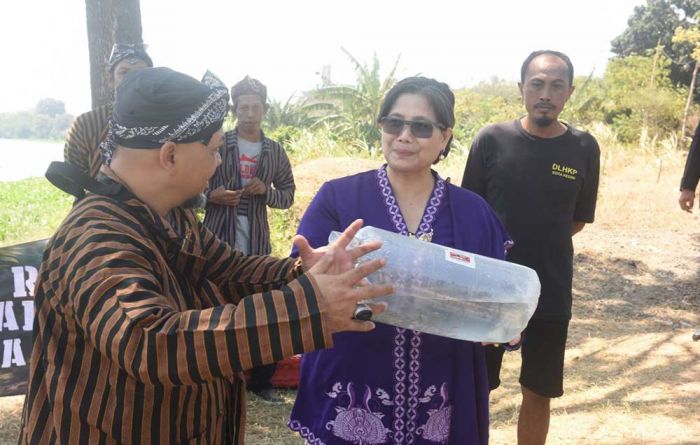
[
  {"x1": 19, "y1": 190, "x2": 331, "y2": 444},
  {"x1": 204, "y1": 130, "x2": 295, "y2": 255},
  {"x1": 63, "y1": 104, "x2": 111, "y2": 178}
]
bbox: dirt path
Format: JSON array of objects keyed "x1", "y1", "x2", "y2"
[
  {"x1": 489, "y1": 224, "x2": 700, "y2": 444},
  {"x1": 244, "y1": 154, "x2": 700, "y2": 444},
  {"x1": 487, "y1": 149, "x2": 700, "y2": 444}
]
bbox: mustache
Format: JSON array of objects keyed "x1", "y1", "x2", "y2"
[{"x1": 534, "y1": 103, "x2": 555, "y2": 110}]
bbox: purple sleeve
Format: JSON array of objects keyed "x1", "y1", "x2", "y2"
[{"x1": 290, "y1": 182, "x2": 342, "y2": 257}]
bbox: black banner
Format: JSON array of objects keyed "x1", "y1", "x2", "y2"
[{"x1": 0, "y1": 239, "x2": 47, "y2": 397}]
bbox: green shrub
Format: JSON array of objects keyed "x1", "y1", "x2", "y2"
[{"x1": 0, "y1": 178, "x2": 72, "y2": 246}]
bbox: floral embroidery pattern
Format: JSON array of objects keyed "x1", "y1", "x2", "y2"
[
  {"x1": 326, "y1": 383, "x2": 391, "y2": 444},
  {"x1": 417, "y1": 384, "x2": 452, "y2": 443}
]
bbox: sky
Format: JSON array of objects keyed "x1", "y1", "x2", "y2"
[{"x1": 0, "y1": 0, "x2": 646, "y2": 115}]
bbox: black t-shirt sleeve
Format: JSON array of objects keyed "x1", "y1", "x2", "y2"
[
  {"x1": 573, "y1": 136, "x2": 600, "y2": 223},
  {"x1": 461, "y1": 133, "x2": 487, "y2": 197},
  {"x1": 681, "y1": 123, "x2": 700, "y2": 191}
]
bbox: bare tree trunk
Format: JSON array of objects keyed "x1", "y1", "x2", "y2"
[
  {"x1": 85, "y1": 0, "x2": 114, "y2": 109},
  {"x1": 681, "y1": 61, "x2": 699, "y2": 147},
  {"x1": 113, "y1": 0, "x2": 143, "y2": 45},
  {"x1": 85, "y1": 0, "x2": 143, "y2": 109}
]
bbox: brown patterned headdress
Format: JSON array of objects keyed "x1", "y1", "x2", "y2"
[{"x1": 230, "y1": 76, "x2": 267, "y2": 108}]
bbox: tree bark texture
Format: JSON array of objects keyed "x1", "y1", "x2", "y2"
[{"x1": 85, "y1": 0, "x2": 143, "y2": 109}]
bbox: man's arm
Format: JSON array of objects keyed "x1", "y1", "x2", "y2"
[
  {"x1": 63, "y1": 114, "x2": 91, "y2": 175},
  {"x1": 200, "y1": 220, "x2": 302, "y2": 300},
  {"x1": 679, "y1": 124, "x2": 700, "y2": 211},
  {"x1": 572, "y1": 136, "x2": 601, "y2": 227},
  {"x1": 266, "y1": 142, "x2": 295, "y2": 209},
  {"x1": 66, "y1": 219, "x2": 388, "y2": 387},
  {"x1": 681, "y1": 124, "x2": 700, "y2": 193},
  {"x1": 62, "y1": 224, "x2": 327, "y2": 386}
]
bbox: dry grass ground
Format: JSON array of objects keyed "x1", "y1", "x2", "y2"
[
  {"x1": 252, "y1": 149, "x2": 700, "y2": 445},
  {"x1": 2, "y1": 149, "x2": 699, "y2": 444}
]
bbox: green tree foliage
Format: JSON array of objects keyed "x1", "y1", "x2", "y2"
[
  {"x1": 263, "y1": 94, "x2": 330, "y2": 145},
  {"x1": 561, "y1": 74, "x2": 607, "y2": 127},
  {"x1": 673, "y1": 15, "x2": 700, "y2": 61},
  {"x1": 310, "y1": 48, "x2": 400, "y2": 151},
  {"x1": 452, "y1": 56, "x2": 687, "y2": 148},
  {"x1": 234, "y1": 51, "x2": 691, "y2": 155},
  {"x1": 0, "y1": 99, "x2": 73, "y2": 140},
  {"x1": 611, "y1": 0, "x2": 700, "y2": 89},
  {"x1": 672, "y1": 15, "x2": 700, "y2": 143},
  {"x1": 453, "y1": 79, "x2": 522, "y2": 147},
  {"x1": 602, "y1": 55, "x2": 686, "y2": 143},
  {"x1": 265, "y1": 94, "x2": 318, "y2": 130}
]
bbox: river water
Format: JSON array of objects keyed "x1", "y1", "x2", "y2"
[{"x1": 0, "y1": 138, "x2": 64, "y2": 182}]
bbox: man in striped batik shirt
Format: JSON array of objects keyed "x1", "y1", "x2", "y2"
[
  {"x1": 19, "y1": 67, "x2": 392, "y2": 445},
  {"x1": 204, "y1": 76, "x2": 295, "y2": 403},
  {"x1": 63, "y1": 43, "x2": 153, "y2": 178}
]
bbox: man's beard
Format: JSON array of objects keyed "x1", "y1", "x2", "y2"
[
  {"x1": 182, "y1": 192, "x2": 207, "y2": 209},
  {"x1": 533, "y1": 115, "x2": 555, "y2": 127}
]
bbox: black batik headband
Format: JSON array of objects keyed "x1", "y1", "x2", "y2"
[{"x1": 101, "y1": 68, "x2": 229, "y2": 164}]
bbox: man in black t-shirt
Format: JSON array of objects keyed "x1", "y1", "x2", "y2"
[
  {"x1": 679, "y1": 123, "x2": 700, "y2": 212},
  {"x1": 462, "y1": 50, "x2": 600, "y2": 445}
]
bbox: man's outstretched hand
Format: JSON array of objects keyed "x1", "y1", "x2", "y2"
[{"x1": 294, "y1": 219, "x2": 393, "y2": 333}]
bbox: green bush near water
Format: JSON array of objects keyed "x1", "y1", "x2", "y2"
[{"x1": 0, "y1": 178, "x2": 73, "y2": 246}]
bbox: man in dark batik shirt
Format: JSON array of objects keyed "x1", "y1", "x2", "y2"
[
  {"x1": 63, "y1": 43, "x2": 153, "y2": 178},
  {"x1": 19, "y1": 67, "x2": 393, "y2": 445}
]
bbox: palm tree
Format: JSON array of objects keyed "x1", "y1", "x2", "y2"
[{"x1": 311, "y1": 48, "x2": 401, "y2": 151}]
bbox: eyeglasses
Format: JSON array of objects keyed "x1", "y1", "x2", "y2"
[{"x1": 378, "y1": 116, "x2": 445, "y2": 139}]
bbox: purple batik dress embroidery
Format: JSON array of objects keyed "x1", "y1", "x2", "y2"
[
  {"x1": 325, "y1": 382, "x2": 392, "y2": 444},
  {"x1": 289, "y1": 167, "x2": 501, "y2": 445},
  {"x1": 376, "y1": 165, "x2": 451, "y2": 444}
]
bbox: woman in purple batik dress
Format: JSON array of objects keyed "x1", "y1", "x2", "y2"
[{"x1": 288, "y1": 77, "x2": 512, "y2": 445}]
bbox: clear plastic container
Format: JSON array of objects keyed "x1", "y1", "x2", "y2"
[{"x1": 330, "y1": 226, "x2": 540, "y2": 343}]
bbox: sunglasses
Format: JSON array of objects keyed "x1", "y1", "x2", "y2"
[{"x1": 379, "y1": 116, "x2": 445, "y2": 139}]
